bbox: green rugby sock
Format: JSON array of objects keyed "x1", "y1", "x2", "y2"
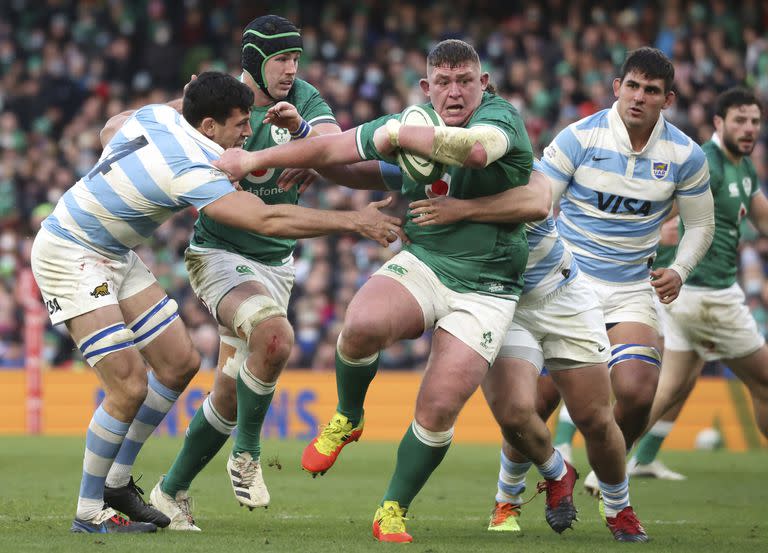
[
  {"x1": 335, "y1": 348, "x2": 379, "y2": 427},
  {"x1": 382, "y1": 422, "x2": 452, "y2": 508},
  {"x1": 162, "y1": 395, "x2": 234, "y2": 496},
  {"x1": 233, "y1": 363, "x2": 275, "y2": 459},
  {"x1": 633, "y1": 421, "x2": 673, "y2": 464},
  {"x1": 553, "y1": 405, "x2": 577, "y2": 446}
]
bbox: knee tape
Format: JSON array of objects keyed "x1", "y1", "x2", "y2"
[
  {"x1": 77, "y1": 323, "x2": 135, "y2": 366},
  {"x1": 127, "y1": 296, "x2": 179, "y2": 350},
  {"x1": 608, "y1": 343, "x2": 661, "y2": 371},
  {"x1": 232, "y1": 295, "x2": 286, "y2": 344},
  {"x1": 220, "y1": 335, "x2": 248, "y2": 379}
]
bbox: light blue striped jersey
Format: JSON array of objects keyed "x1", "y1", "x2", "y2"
[
  {"x1": 383, "y1": 161, "x2": 576, "y2": 302},
  {"x1": 539, "y1": 103, "x2": 709, "y2": 283},
  {"x1": 42, "y1": 104, "x2": 236, "y2": 258},
  {"x1": 521, "y1": 214, "x2": 578, "y2": 303}
]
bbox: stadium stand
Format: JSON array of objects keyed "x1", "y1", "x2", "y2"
[{"x1": 1, "y1": 0, "x2": 767, "y2": 371}]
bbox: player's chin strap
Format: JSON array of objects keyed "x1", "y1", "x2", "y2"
[
  {"x1": 607, "y1": 343, "x2": 661, "y2": 372},
  {"x1": 127, "y1": 296, "x2": 180, "y2": 350},
  {"x1": 77, "y1": 324, "x2": 135, "y2": 366}
]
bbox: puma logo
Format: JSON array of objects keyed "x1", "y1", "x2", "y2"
[{"x1": 90, "y1": 282, "x2": 110, "y2": 298}]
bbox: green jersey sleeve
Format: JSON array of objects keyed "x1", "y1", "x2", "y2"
[{"x1": 292, "y1": 79, "x2": 337, "y2": 127}]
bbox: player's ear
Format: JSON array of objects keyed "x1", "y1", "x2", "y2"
[
  {"x1": 419, "y1": 78, "x2": 430, "y2": 96},
  {"x1": 612, "y1": 78, "x2": 621, "y2": 98},
  {"x1": 713, "y1": 114, "x2": 724, "y2": 134},
  {"x1": 480, "y1": 72, "x2": 489, "y2": 90},
  {"x1": 662, "y1": 89, "x2": 676, "y2": 110},
  {"x1": 199, "y1": 116, "x2": 217, "y2": 138}
]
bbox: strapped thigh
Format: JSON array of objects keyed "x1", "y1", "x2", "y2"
[
  {"x1": 77, "y1": 323, "x2": 135, "y2": 366},
  {"x1": 127, "y1": 296, "x2": 179, "y2": 350},
  {"x1": 608, "y1": 343, "x2": 661, "y2": 372}
]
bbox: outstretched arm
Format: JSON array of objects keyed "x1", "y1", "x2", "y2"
[
  {"x1": 407, "y1": 170, "x2": 551, "y2": 226},
  {"x1": 214, "y1": 129, "x2": 364, "y2": 180},
  {"x1": 202, "y1": 190, "x2": 406, "y2": 246},
  {"x1": 374, "y1": 122, "x2": 508, "y2": 169}
]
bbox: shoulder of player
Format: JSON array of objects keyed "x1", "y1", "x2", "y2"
[
  {"x1": 563, "y1": 109, "x2": 610, "y2": 146},
  {"x1": 574, "y1": 108, "x2": 610, "y2": 131},
  {"x1": 469, "y1": 93, "x2": 525, "y2": 131},
  {"x1": 133, "y1": 104, "x2": 177, "y2": 121},
  {"x1": 287, "y1": 78, "x2": 321, "y2": 104}
]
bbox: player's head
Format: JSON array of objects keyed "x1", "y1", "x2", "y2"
[
  {"x1": 613, "y1": 47, "x2": 675, "y2": 133},
  {"x1": 242, "y1": 15, "x2": 302, "y2": 102},
  {"x1": 183, "y1": 71, "x2": 254, "y2": 149},
  {"x1": 421, "y1": 39, "x2": 491, "y2": 127},
  {"x1": 713, "y1": 87, "x2": 763, "y2": 159}
]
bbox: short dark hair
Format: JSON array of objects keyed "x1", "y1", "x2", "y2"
[
  {"x1": 427, "y1": 39, "x2": 480, "y2": 70},
  {"x1": 620, "y1": 47, "x2": 675, "y2": 92},
  {"x1": 714, "y1": 87, "x2": 763, "y2": 119},
  {"x1": 182, "y1": 71, "x2": 253, "y2": 127}
]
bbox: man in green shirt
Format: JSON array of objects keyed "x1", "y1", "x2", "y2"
[
  {"x1": 640, "y1": 87, "x2": 768, "y2": 458},
  {"x1": 146, "y1": 16, "x2": 404, "y2": 530},
  {"x1": 215, "y1": 39, "x2": 557, "y2": 543}
]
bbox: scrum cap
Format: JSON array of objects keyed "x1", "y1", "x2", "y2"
[{"x1": 242, "y1": 15, "x2": 302, "y2": 99}]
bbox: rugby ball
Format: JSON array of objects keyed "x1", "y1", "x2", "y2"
[{"x1": 396, "y1": 105, "x2": 445, "y2": 184}]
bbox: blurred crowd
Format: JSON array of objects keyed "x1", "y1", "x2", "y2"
[{"x1": 2, "y1": 0, "x2": 768, "y2": 372}]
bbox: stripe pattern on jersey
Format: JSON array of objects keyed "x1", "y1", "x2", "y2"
[
  {"x1": 42, "y1": 105, "x2": 236, "y2": 257},
  {"x1": 539, "y1": 104, "x2": 709, "y2": 283}
]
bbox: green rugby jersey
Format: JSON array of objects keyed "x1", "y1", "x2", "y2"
[
  {"x1": 674, "y1": 140, "x2": 758, "y2": 288},
  {"x1": 652, "y1": 244, "x2": 675, "y2": 270},
  {"x1": 191, "y1": 79, "x2": 337, "y2": 264},
  {"x1": 356, "y1": 93, "x2": 533, "y2": 297}
]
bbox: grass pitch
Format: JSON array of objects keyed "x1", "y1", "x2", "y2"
[{"x1": 0, "y1": 436, "x2": 765, "y2": 552}]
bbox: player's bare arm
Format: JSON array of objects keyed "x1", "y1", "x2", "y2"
[
  {"x1": 408, "y1": 170, "x2": 551, "y2": 226},
  {"x1": 316, "y1": 161, "x2": 390, "y2": 191},
  {"x1": 373, "y1": 123, "x2": 505, "y2": 169},
  {"x1": 202, "y1": 190, "x2": 405, "y2": 246},
  {"x1": 214, "y1": 129, "x2": 363, "y2": 180},
  {"x1": 262, "y1": 104, "x2": 342, "y2": 191}
]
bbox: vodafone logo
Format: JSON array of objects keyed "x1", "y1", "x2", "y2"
[
  {"x1": 243, "y1": 167, "x2": 276, "y2": 184},
  {"x1": 425, "y1": 173, "x2": 451, "y2": 198}
]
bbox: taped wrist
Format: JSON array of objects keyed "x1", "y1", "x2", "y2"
[
  {"x1": 385, "y1": 119, "x2": 401, "y2": 148},
  {"x1": 290, "y1": 118, "x2": 312, "y2": 139}
]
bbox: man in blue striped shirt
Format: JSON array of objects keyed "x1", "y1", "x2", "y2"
[
  {"x1": 540, "y1": 48, "x2": 715, "y2": 502},
  {"x1": 30, "y1": 71, "x2": 403, "y2": 534}
]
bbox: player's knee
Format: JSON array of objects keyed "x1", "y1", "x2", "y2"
[
  {"x1": 571, "y1": 405, "x2": 613, "y2": 441},
  {"x1": 113, "y1": 372, "x2": 149, "y2": 415},
  {"x1": 493, "y1": 399, "x2": 537, "y2": 432},
  {"x1": 339, "y1": 314, "x2": 388, "y2": 357},
  {"x1": 181, "y1": 346, "x2": 202, "y2": 383},
  {"x1": 416, "y1": 397, "x2": 463, "y2": 430},
  {"x1": 249, "y1": 317, "x2": 293, "y2": 373}
]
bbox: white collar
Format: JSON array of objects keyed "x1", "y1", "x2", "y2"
[
  {"x1": 178, "y1": 110, "x2": 224, "y2": 155},
  {"x1": 608, "y1": 101, "x2": 665, "y2": 156}
]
